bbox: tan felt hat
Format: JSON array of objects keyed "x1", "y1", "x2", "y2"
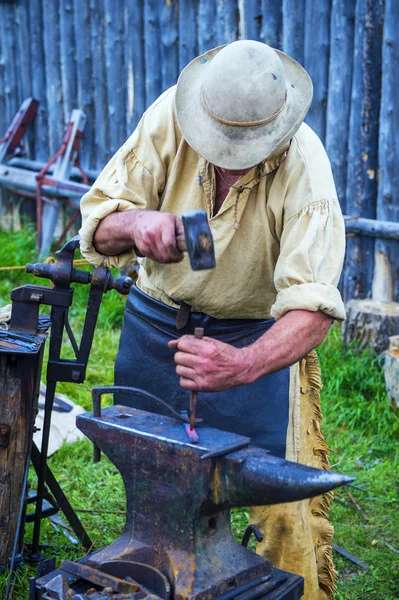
[{"x1": 175, "y1": 40, "x2": 313, "y2": 169}]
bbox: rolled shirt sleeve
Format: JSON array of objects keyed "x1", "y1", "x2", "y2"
[{"x1": 270, "y1": 198, "x2": 346, "y2": 321}]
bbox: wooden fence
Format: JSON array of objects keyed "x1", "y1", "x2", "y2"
[{"x1": 0, "y1": 0, "x2": 398, "y2": 303}]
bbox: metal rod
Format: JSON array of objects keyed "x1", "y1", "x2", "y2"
[{"x1": 212, "y1": 575, "x2": 272, "y2": 600}]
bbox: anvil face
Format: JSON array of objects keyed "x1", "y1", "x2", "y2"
[{"x1": 76, "y1": 405, "x2": 352, "y2": 600}]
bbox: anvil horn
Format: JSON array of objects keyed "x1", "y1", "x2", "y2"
[{"x1": 213, "y1": 447, "x2": 354, "y2": 509}]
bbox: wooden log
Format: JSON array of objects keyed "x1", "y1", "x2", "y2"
[
  {"x1": 28, "y1": 0, "x2": 49, "y2": 161},
  {"x1": 343, "y1": 0, "x2": 384, "y2": 302},
  {"x1": 282, "y1": 0, "x2": 305, "y2": 64},
  {"x1": 344, "y1": 217, "x2": 399, "y2": 241},
  {"x1": 198, "y1": 0, "x2": 216, "y2": 55},
  {"x1": 90, "y1": 0, "x2": 109, "y2": 166},
  {"x1": 74, "y1": 0, "x2": 94, "y2": 168},
  {"x1": 179, "y1": 0, "x2": 197, "y2": 71},
  {"x1": 144, "y1": 0, "x2": 162, "y2": 107},
  {"x1": 385, "y1": 336, "x2": 399, "y2": 410},
  {"x1": 104, "y1": 0, "x2": 126, "y2": 154},
  {"x1": 303, "y1": 0, "x2": 331, "y2": 144},
  {"x1": 238, "y1": 0, "x2": 260, "y2": 41},
  {"x1": 126, "y1": 0, "x2": 145, "y2": 133},
  {"x1": 216, "y1": 0, "x2": 238, "y2": 46},
  {"x1": 259, "y1": 0, "x2": 282, "y2": 48},
  {"x1": 373, "y1": 0, "x2": 399, "y2": 304},
  {"x1": 60, "y1": 0, "x2": 78, "y2": 124},
  {"x1": 343, "y1": 299, "x2": 399, "y2": 355},
  {"x1": 325, "y1": 0, "x2": 355, "y2": 213},
  {"x1": 42, "y1": 0, "x2": 64, "y2": 156},
  {"x1": 0, "y1": 338, "x2": 46, "y2": 567},
  {"x1": 160, "y1": 0, "x2": 178, "y2": 90}
]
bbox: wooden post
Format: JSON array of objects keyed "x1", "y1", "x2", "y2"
[
  {"x1": 198, "y1": 0, "x2": 216, "y2": 55},
  {"x1": 282, "y1": 0, "x2": 305, "y2": 64},
  {"x1": 216, "y1": 0, "x2": 238, "y2": 46},
  {"x1": 42, "y1": 0, "x2": 64, "y2": 156},
  {"x1": 126, "y1": 0, "x2": 145, "y2": 133},
  {"x1": 90, "y1": 0, "x2": 110, "y2": 166},
  {"x1": 238, "y1": 0, "x2": 260, "y2": 41},
  {"x1": 179, "y1": 0, "x2": 197, "y2": 71},
  {"x1": 74, "y1": 0, "x2": 93, "y2": 169},
  {"x1": 0, "y1": 338, "x2": 46, "y2": 568},
  {"x1": 343, "y1": 0, "x2": 384, "y2": 302},
  {"x1": 104, "y1": 0, "x2": 126, "y2": 154},
  {"x1": 372, "y1": 0, "x2": 399, "y2": 303},
  {"x1": 303, "y1": 0, "x2": 331, "y2": 144},
  {"x1": 159, "y1": 0, "x2": 178, "y2": 91},
  {"x1": 28, "y1": 0, "x2": 49, "y2": 162},
  {"x1": 60, "y1": 0, "x2": 78, "y2": 125},
  {"x1": 325, "y1": 0, "x2": 355, "y2": 213},
  {"x1": 259, "y1": 0, "x2": 282, "y2": 48},
  {"x1": 144, "y1": 0, "x2": 162, "y2": 107},
  {"x1": 385, "y1": 336, "x2": 399, "y2": 409}
]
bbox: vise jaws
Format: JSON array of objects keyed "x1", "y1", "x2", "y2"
[{"x1": 65, "y1": 394, "x2": 353, "y2": 600}]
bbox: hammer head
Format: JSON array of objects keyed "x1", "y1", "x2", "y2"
[{"x1": 182, "y1": 210, "x2": 216, "y2": 271}]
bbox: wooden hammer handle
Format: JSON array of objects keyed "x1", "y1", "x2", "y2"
[{"x1": 176, "y1": 233, "x2": 186, "y2": 252}]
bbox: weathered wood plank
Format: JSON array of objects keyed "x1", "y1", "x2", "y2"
[
  {"x1": 282, "y1": 0, "x2": 305, "y2": 64},
  {"x1": 144, "y1": 0, "x2": 162, "y2": 107},
  {"x1": 28, "y1": 0, "x2": 49, "y2": 161},
  {"x1": 373, "y1": 0, "x2": 399, "y2": 303},
  {"x1": 326, "y1": 0, "x2": 355, "y2": 213},
  {"x1": 344, "y1": 217, "x2": 399, "y2": 241},
  {"x1": 216, "y1": 0, "x2": 238, "y2": 46},
  {"x1": 60, "y1": 0, "x2": 77, "y2": 124},
  {"x1": 259, "y1": 0, "x2": 282, "y2": 48},
  {"x1": 126, "y1": 0, "x2": 145, "y2": 133},
  {"x1": 304, "y1": 0, "x2": 331, "y2": 144},
  {"x1": 343, "y1": 0, "x2": 384, "y2": 302},
  {"x1": 42, "y1": 0, "x2": 64, "y2": 155},
  {"x1": 179, "y1": 0, "x2": 197, "y2": 71},
  {"x1": 104, "y1": 0, "x2": 126, "y2": 154},
  {"x1": 0, "y1": 344, "x2": 45, "y2": 567},
  {"x1": 90, "y1": 0, "x2": 109, "y2": 167},
  {"x1": 0, "y1": 2, "x2": 19, "y2": 124},
  {"x1": 73, "y1": 0, "x2": 93, "y2": 168},
  {"x1": 238, "y1": 0, "x2": 260, "y2": 41},
  {"x1": 160, "y1": 0, "x2": 178, "y2": 90},
  {"x1": 198, "y1": 0, "x2": 216, "y2": 55}
]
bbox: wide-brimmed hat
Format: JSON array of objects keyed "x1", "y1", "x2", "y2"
[{"x1": 175, "y1": 40, "x2": 313, "y2": 169}]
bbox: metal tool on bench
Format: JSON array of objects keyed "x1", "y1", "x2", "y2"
[{"x1": 35, "y1": 387, "x2": 354, "y2": 600}]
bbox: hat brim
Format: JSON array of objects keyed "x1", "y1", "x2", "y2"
[{"x1": 175, "y1": 45, "x2": 313, "y2": 169}]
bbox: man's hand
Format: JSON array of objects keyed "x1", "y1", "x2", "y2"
[
  {"x1": 93, "y1": 209, "x2": 184, "y2": 263},
  {"x1": 132, "y1": 210, "x2": 184, "y2": 263},
  {"x1": 168, "y1": 336, "x2": 249, "y2": 392}
]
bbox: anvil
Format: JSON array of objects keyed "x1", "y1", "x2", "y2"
[{"x1": 76, "y1": 404, "x2": 352, "y2": 600}]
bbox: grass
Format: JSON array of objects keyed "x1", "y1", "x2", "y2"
[{"x1": 0, "y1": 227, "x2": 398, "y2": 599}]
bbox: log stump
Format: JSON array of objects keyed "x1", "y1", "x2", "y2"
[
  {"x1": 342, "y1": 299, "x2": 399, "y2": 354},
  {"x1": 385, "y1": 336, "x2": 399, "y2": 410}
]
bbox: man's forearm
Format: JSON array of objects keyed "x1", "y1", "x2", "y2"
[
  {"x1": 93, "y1": 211, "x2": 136, "y2": 256},
  {"x1": 243, "y1": 310, "x2": 333, "y2": 383}
]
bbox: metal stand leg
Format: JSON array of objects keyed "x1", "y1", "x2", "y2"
[{"x1": 30, "y1": 442, "x2": 92, "y2": 552}]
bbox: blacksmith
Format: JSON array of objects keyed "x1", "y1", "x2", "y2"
[{"x1": 80, "y1": 41, "x2": 345, "y2": 600}]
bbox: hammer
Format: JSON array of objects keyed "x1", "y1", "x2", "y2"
[
  {"x1": 177, "y1": 209, "x2": 216, "y2": 271},
  {"x1": 134, "y1": 209, "x2": 215, "y2": 271}
]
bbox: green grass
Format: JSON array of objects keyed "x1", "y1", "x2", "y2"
[{"x1": 0, "y1": 228, "x2": 398, "y2": 599}]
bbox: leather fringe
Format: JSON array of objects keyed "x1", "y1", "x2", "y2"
[{"x1": 304, "y1": 351, "x2": 337, "y2": 598}]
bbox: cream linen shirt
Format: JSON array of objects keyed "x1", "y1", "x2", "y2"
[{"x1": 80, "y1": 86, "x2": 346, "y2": 322}]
